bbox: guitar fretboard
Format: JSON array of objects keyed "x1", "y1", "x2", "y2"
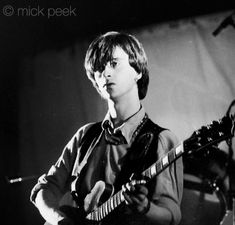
[{"x1": 86, "y1": 142, "x2": 185, "y2": 221}]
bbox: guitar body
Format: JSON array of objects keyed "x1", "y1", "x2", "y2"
[
  {"x1": 44, "y1": 219, "x2": 99, "y2": 225},
  {"x1": 84, "y1": 181, "x2": 114, "y2": 212},
  {"x1": 44, "y1": 181, "x2": 113, "y2": 225},
  {"x1": 44, "y1": 205, "x2": 100, "y2": 225}
]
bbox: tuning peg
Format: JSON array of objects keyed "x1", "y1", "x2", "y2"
[
  {"x1": 219, "y1": 132, "x2": 224, "y2": 136},
  {"x1": 207, "y1": 137, "x2": 213, "y2": 142},
  {"x1": 211, "y1": 120, "x2": 220, "y2": 126},
  {"x1": 218, "y1": 118, "x2": 223, "y2": 124},
  {"x1": 196, "y1": 142, "x2": 202, "y2": 147}
]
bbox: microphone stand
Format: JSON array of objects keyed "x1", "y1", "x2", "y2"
[
  {"x1": 212, "y1": 10, "x2": 235, "y2": 36},
  {"x1": 221, "y1": 100, "x2": 235, "y2": 225},
  {"x1": 220, "y1": 100, "x2": 235, "y2": 225},
  {"x1": 227, "y1": 137, "x2": 235, "y2": 225}
]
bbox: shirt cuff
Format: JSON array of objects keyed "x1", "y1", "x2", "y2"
[{"x1": 156, "y1": 196, "x2": 181, "y2": 225}]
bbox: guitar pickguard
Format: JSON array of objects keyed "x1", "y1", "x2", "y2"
[{"x1": 84, "y1": 181, "x2": 114, "y2": 213}]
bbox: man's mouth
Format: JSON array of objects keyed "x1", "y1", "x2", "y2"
[{"x1": 104, "y1": 83, "x2": 114, "y2": 88}]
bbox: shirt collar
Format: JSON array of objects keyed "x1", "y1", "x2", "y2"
[{"x1": 101, "y1": 105, "x2": 146, "y2": 144}]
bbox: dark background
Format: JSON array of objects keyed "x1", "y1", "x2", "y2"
[{"x1": 0, "y1": 0, "x2": 234, "y2": 224}]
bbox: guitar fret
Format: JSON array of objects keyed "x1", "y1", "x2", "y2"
[
  {"x1": 97, "y1": 205, "x2": 100, "y2": 220},
  {"x1": 101, "y1": 209, "x2": 103, "y2": 220},
  {"x1": 144, "y1": 168, "x2": 150, "y2": 178},
  {"x1": 120, "y1": 190, "x2": 124, "y2": 201},
  {"x1": 110, "y1": 196, "x2": 114, "y2": 210},
  {"x1": 156, "y1": 162, "x2": 162, "y2": 174},
  {"x1": 107, "y1": 201, "x2": 109, "y2": 214},
  {"x1": 100, "y1": 208, "x2": 103, "y2": 220},
  {"x1": 101, "y1": 204, "x2": 104, "y2": 217},
  {"x1": 117, "y1": 192, "x2": 121, "y2": 205},
  {"x1": 95, "y1": 211, "x2": 97, "y2": 221},
  {"x1": 162, "y1": 155, "x2": 169, "y2": 167},
  {"x1": 175, "y1": 143, "x2": 184, "y2": 156},
  {"x1": 101, "y1": 204, "x2": 105, "y2": 219},
  {"x1": 168, "y1": 151, "x2": 175, "y2": 163},
  {"x1": 104, "y1": 202, "x2": 107, "y2": 216},
  {"x1": 150, "y1": 165, "x2": 156, "y2": 177},
  {"x1": 108, "y1": 198, "x2": 111, "y2": 213},
  {"x1": 116, "y1": 193, "x2": 120, "y2": 205},
  {"x1": 114, "y1": 193, "x2": 117, "y2": 208},
  {"x1": 98, "y1": 210, "x2": 101, "y2": 221},
  {"x1": 105, "y1": 201, "x2": 108, "y2": 215},
  {"x1": 114, "y1": 193, "x2": 117, "y2": 206},
  {"x1": 118, "y1": 192, "x2": 121, "y2": 205},
  {"x1": 98, "y1": 210, "x2": 100, "y2": 221},
  {"x1": 98, "y1": 206, "x2": 101, "y2": 220},
  {"x1": 112, "y1": 194, "x2": 115, "y2": 208},
  {"x1": 95, "y1": 210, "x2": 98, "y2": 221},
  {"x1": 97, "y1": 209, "x2": 100, "y2": 221}
]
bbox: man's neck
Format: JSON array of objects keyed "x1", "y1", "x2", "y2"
[{"x1": 107, "y1": 96, "x2": 141, "y2": 127}]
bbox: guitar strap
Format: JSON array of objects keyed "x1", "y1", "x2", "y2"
[
  {"x1": 78, "y1": 122, "x2": 103, "y2": 164},
  {"x1": 113, "y1": 118, "x2": 166, "y2": 191}
]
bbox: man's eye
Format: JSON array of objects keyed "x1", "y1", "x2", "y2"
[{"x1": 110, "y1": 60, "x2": 117, "y2": 68}]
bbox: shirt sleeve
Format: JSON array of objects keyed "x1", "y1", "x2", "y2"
[
  {"x1": 151, "y1": 129, "x2": 184, "y2": 225},
  {"x1": 30, "y1": 123, "x2": 94, "y2": 204}
]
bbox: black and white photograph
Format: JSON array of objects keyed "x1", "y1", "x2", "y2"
[{"x1": 1, "y1": 1, "x2": 235, "y2": 225}]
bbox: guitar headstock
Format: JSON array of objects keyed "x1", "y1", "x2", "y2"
[{"x1": 184, "y1": 116, "x2": 234, "y2": 155}]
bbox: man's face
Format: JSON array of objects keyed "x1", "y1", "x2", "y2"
[{"x1": 94, "y1": 46, "x2": 141, "y2": 101}]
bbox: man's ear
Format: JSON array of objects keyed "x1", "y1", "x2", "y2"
[{"x1": 136, "y1": 73, "x2": 142, "y2": 80}]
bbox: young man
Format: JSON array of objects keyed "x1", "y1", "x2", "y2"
[{"x1": 30, "y1": 31, "x2": 183, "y2": 225}]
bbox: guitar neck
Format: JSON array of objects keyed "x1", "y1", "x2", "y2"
[
  {"x1": 86, "y1": 188, "x2": 124, "y2": 221},
  {"x1": 142, "y1": 142, "x2": 184, "y2": 179},
  {"x1": 86, "y1": 142, "x2": 185, "y2": 221}
]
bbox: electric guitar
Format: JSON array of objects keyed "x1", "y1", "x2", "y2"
[{"x1": 45, "y1": 115, "x2": 234, "y2": 225}]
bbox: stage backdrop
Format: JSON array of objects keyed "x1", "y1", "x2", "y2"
[{"x1": 17, "y1": 10, "x2": 235, "y2": 225}]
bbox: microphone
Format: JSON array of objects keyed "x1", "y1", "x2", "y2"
[
  {"x1": 213, "y1": 11, "x2": 235, "y2": 36},
  {"x1": 5, "y1": 175, "x2": 38, "y2": 184}
]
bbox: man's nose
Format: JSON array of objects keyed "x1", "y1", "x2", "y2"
[{"x1": 102, "y1": 65, "x2": 112, "y2": 78}]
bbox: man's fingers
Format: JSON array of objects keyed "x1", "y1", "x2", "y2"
[
  {"x1": 134, "y1": 184, "x2": 148, "y2": 195},
  {"x1": 123, "y1": 191, "x2": 146, "y2": 205},
  {"x1": 130, "y1": 193, "x2": 146, "y2": 203},
  {"x1": 122, "y1": 181, "x2": 148, "y2": 196},
  {"x1": 123, "y1": 185, "x2": 147, "y2": 203},
  {"x1": 122, "y1": 179, "x2": 149, "y2": 211},
  {"x1": 123, "y1": 191, "x2": 133, "y2": 205}
]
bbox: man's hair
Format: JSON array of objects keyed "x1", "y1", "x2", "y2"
[{"x1": 84, "y1": 31, "x2": 149, "y2": 100}]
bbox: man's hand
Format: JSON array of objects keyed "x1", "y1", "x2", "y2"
[{"x1": 122, "y1": 179, "x2": 150, "y2": 214}]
